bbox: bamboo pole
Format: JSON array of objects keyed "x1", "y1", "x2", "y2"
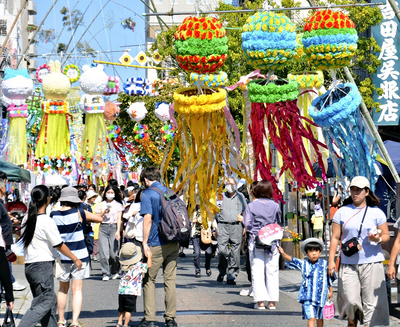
[
  {"x1": 343, "y1": 66, "x2": 400, "y2": 183},
  {"x1": 142, "y1": 2, "x2": 384, "y2": 16},
  {"x1": 387, "y1": 0, "x2": 400, "y2": 23},
  {"x1": 93, "y1": 60, "x2": 176, "y2": 70},
  {"x1": 0, "y1": 0, "x2": 28, "y2": 56},
  {"x1": 17, "y1": 0, "x2": 59, "y2": 68}
]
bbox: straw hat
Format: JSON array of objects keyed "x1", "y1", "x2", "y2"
[{"x1": 119, "y1": 243, "x2": 142, "y2": 271}]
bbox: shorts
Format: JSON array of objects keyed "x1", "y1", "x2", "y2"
[
  {"x1": 302, "y1": 302, "x2": 323, "y2": 320},
  {"x1": 313, "y1": 229, "x2": 323, "y2": 238},
  {"x1": 118, "y1": 294, "x2": 137, "y2": 313},
  {"x1": 57, "y1": 261, "x2": 89, "y2": 282}
]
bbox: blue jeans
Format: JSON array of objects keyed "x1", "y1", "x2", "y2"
[
  {"x1": 192, "y1": 236, "x2": 211, "y2": 274},
  {"x1": 19, "y1": 261, "x2": 58, "y2": 327}
]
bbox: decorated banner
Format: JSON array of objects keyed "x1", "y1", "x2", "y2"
[{"x1": 372, "y1": 0, "x2": 400, "y2": 125}]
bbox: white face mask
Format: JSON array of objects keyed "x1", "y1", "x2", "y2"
[
  {"x1": 226, "y1": 184, "x2": 235, "y2": 193},
  {"x1": 106, "y1": 194, "x2": 115, "y2": 200}
]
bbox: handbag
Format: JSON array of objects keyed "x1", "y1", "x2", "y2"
[
  {"x1": 342, "y1": 207, "x2": 368, "y2": 257},
  {"x1": 201, "y1": 228, "x2": 212, "y2": 244},
  {"x1": 2, "y1": 307, "x2": 15, "y2": 327}
]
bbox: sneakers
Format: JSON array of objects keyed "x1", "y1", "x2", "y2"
[
  {"x1": 195, "y1": 272, "x2": 201, "y2": 278},
  {"x1": 217, "y1": 274, "x2": 224, "y2": 282},
  {"x1": 92, "y1": 256, "x2": 98, "y2": 261},
  {"x1": 136, "y1": 318, "x2": 156, "y2": 327},
  {"x1": 112, "y1": 273, "x2": 120, "y2": 280},
  {"x1": 102, "y1": 275, "x2": 110, "y2": 281},
  {"x1": 166, "y1": 319, "x2": 178, "y2": 327},
  {"x1": 206, "y1": 269, "x2": 212, "y2": 277},
  {"x1": 240, "y1": 287, "x2": 253, "y2": 297},
  {"x1": 178, "y1": 252, "x2": 186, "y2": 258},
  {"x1": 12, "y1": 281, "x2": 26, "y2": 291},
  {"x1": 254, "y1": 303, "x2": 266, "y2": 310}
]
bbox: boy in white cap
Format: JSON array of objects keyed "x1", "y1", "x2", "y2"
[
  {"x1": 117, "y1": 243, "x2": 147, "y2": 327},
  {"x1": 278, "y1": 238, "x2": 335, "y2": 327}
]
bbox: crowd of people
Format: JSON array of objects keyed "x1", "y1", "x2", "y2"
[{"x1": 0, "y1": 171, "x2": 399, "y2": 327}]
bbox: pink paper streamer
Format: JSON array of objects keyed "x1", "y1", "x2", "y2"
[
  {"x1": 225, "y1": 70, "x2": 266, "y2": 91},
  {"x1": 169, "y1": 103, "x2": 178, "y2": 128},
  {"x1": 223, "y1": 106, "x2": 240, "y2": 150}
]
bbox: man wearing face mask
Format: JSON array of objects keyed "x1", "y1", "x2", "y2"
[{"x1": 216, "y1": 177, "x2": 247, "y2": 285}]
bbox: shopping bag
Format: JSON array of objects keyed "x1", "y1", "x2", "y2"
[{"x1": 323, "y1": 300, "x2": 335, "y2": 320}]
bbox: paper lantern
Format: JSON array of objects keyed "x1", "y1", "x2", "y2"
[
  {"x1": 302, "y1": 10, "x2": 358, "y2": 70},
  {"x1": 155, "y1": 102, "x2": 171, "y2": 122},
  {"x1": 242, "y1": 12, "x2": 297, "y2": 71},
  {"x1": 175, "y1": 16, "x2": 228, "y2": 74}
]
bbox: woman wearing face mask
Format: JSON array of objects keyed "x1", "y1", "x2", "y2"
[{"x1": 96, "y1": 185, "x2": 125, "y2": 281}]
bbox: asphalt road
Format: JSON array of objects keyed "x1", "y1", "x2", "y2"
[{"x1": 6, "y1": 246, "x2": 400, "y2": 327}]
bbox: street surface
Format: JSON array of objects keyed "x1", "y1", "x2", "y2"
[{"x1": 5, "y1": 247, "x2": 400, "y2": 326}]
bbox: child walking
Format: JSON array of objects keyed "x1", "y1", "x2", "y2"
[
  {"x1": 117, "y1": 242, "x2": 147, "y2": 327},
  {"x1": 278, "y1": 238, "x2": 335, "y2": 327}
]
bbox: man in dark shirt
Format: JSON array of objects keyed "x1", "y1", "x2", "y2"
[
  {"x1": 137, "y1": 167, "x2": 179, "y2": 327},
  {"x1": 0, "y1": 171, "x2": 26, "y2": 291}
]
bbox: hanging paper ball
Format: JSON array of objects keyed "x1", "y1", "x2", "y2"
[
  {"x1": 302, "y1": 10, "x2": 358, "y2": 70},
  {"x1": 103, "y1": 102, "x2": 120, "y2": 121},
  {"x1": 175, "y1": 16, "x2": 228, "y2": 74},
  {"x1": 155, "y1": 102, "x2": 171, "y2": 122},
  {"x1": 107, "y1": 125, "x2": 121, "y2": 141},
  {"x1": 134, "y1": 123, "x2": 149, "y2": 141},
  {"x1": 160, "y1": 124, "x2": 176, "y2": 143},
  {"x1": 241, "y1": 12, "x2": 296, "y2": 71},
  {"x1": 123, "y1": 77, "x2": 151, "y2": 96},
  {"x1": 104, "y1": 76, "x2": 121, "y2": 95},
  {"x1": 127, "y1": 102, "x2": 147, "y2": 122}
]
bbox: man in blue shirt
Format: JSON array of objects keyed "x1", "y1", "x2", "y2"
[{"x1": 137, "y1": 167, "x2": 179, "y2": 327}]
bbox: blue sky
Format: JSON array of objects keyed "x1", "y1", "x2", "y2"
[{"x1": 36, "y1": 0, "x2": 147, "y2": 86}]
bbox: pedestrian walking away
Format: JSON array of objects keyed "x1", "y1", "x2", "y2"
[
  {"x1": 19, "y1": 185, "x2": 82, "y2": 327},
  {"x1": 137, "y1": 167, "x2": 179, "y2": 327}
]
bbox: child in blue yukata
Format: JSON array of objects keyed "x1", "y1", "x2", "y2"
[
  {"x1": 278, "y1": 238, "x2": 335, "y2": 327},
  {"x1": 117, "y1": 242, "x2": 147, "y2": 327}
]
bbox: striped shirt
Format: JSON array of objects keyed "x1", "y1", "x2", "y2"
[{"x1": 51, "y1": 208, "x2": 89, "y2": 263}]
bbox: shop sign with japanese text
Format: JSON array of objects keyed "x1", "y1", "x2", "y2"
[{"x1": 372, "y1": 0, "x2": 400, "y2": 126}]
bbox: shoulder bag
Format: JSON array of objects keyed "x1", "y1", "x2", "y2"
[
  {"x1": 342, "y1": 206, "x2": 368, "y2": 257},
  {"x1": 201, "y1": 227, "x2": 212, "y2": 244}
]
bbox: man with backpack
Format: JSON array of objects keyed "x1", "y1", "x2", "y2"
[{"x1": 138, "y1": 167, "x2": 183, "y2": 327}]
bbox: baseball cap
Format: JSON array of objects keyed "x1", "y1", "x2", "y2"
[{"x1": 349, "y1": 176, "x2": 370, "y2": 189}]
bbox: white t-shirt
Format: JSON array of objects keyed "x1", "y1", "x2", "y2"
[
  {"x1": 96, "y1": 200, "x2": 124, "y2": 224},
  {"x1": 23, "y1": 213, "x2": 63, "y2": 263},
  {"x1": 0, "y1": 225, "x2": 4, "y2": 248},
  {"x1": 333, "y1": 204, "x2": 386, "y2": 264}
]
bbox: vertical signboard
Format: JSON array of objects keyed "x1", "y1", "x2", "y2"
[{"x1": 372, "y1": 0, "x2": 400, "y2": 126}]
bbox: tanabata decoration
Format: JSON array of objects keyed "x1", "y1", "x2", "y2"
[
  {"x1": 242, "y1": 11, "x2": 297, "y2": 71},
  {"x1": 247, "y1": 80, "x2": 327, "y2": 200},
  {"x1": 107, "y1": 125, "x2": 139, "y2": 169},
  {"x1": 164, "y1": 86, "x2": 249, "y2": 222},
  {"x1": 27, "y1": 87, "x2": 43, "y2": 167},
  {"x1": 79, "y1": 64, "x2": 109, "y2": 176},
  {"x1": 287, "y1": 71, "x2": 328, "y2": 174},
  {"x1": 35, "y1": 61, "x2": 74, "y2": 175},
  {"x1": 104, "y1": 76, "x2": 121, "y2": 95},
  {"x1": 63, "y1": 64, "x2": 81, "y2": 83},
  {"x1": 175, "y1": 16, "x2": 228, "y2": 74},
  {"x1": 35, "y1": 64, "x2": 51, "y2": 83},
  {"x1": 155, "y1": 102, "x2": 176, "y2": 143},
  {"x1": 133, "y1": 124, "x2": 149, "y2": 141},
  {"x1": 190, "y1": 71, "x2": 228, "y2": 88},
  {"x1": 302, "y1": 10, "x2": 358, "y2": 70},
  {"x1": 121, "y1": 18, "x2": 136, "y2": 32},
  {"x1": 123, "y1": 77, "x2": 151, "y2": 96},
  {"x1": 309, "y1": 83, "x2": 378, "y2": 189},
  {"x1": 103, "y1": 101, "x2": 120, "y2": 121},
  {"x1": 127, "y1": 102, "x2": 148, "y2": 122},
  {"x1": 1, "y1": 68, "x2": 34, "y2": 165}
]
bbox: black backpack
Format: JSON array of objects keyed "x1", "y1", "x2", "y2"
[{"x1": 149, "y1": 186, "x2": 191, "y2": 243}]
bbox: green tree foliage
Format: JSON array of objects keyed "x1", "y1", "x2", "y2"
[{"x1": 60, "y1": 7, "x2": 83, "y2": 31}]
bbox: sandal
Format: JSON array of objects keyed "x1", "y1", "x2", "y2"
[
  {"x1": 58, "y1": 321, "x2": 67, "y2": 327},
  {"x1": 116, "y1": 324, "x2": 124, "y2": 327},
  {"x1": 69, "y1": 324, "x2": 81, "y2": 327}
]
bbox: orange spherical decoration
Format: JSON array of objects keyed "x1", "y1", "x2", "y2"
[{"x1": 174, "y1": 16, "x2": 228, "y2": 74}]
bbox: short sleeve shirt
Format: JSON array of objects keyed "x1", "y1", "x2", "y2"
[
  {"x1": 95, "y1": 200, "x2": 124, "y2": 224},
  {"x1": 119, "y1": 262, "x2": 148, "y2": 296},
  {"x1": 140, "y1": 182, "x2": 168, "y2": 247},
  {"x1": 333, "y1": 204, "x2": 386, "y2": 264},
  {"x1": 24, "y1": 214, "x2": 63, "y2": 263}
]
